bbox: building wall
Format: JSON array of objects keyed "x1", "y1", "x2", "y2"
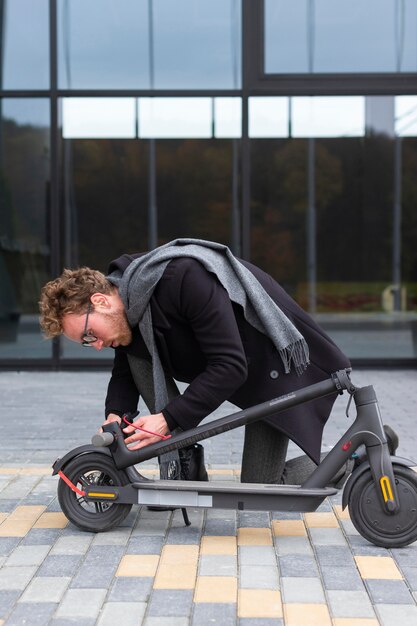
[{"x1": 1, "y1": 0, "x2": 417, "y2": 366}]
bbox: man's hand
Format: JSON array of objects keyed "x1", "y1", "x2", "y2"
[
  {"x1": 123, "y1": 412, "x2": 169, "y2": 450},
  {"x1": 99, "y1": 413, "x2": 121, "y2": 433}
]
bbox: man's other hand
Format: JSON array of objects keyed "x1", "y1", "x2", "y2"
[
  {"x1": 99, "y1": 413, "x2": 121, "y2": 433},
  {"x1": 123, "y1": 412, "x2": 169, "y2": 450}
]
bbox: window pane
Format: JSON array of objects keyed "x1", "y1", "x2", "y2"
[
  {"x1": 292, "y1": 97, "x2": 365, "y2": 138},
  {"x1": 249, "y1": 97, "x2": 289, "y2": 138},
  {"x1": 156, "y1": 139, "x2": 235, "y2": 246},
  {"x1": 214, "y1": 98, "x2": 241, "y2": 139},
  {"x1": 59, "y1": 132, "x2": 149, "y2": 359},
  {"x1": 151, "y1": 0, "x2": 241, "y2": 88},
  {"x1": 250, "y1": 96, "x2": 417, "y2": 359},
  {"x1": 0, "y1": 99, "x2": 51, "y2": 359},
  {"x1": 396, "y1": 96, "x2": 417, "y2": 137},
  {"x1": 139, "y1": 98, "x2": 212, "y2": 139},
  {"x1": 1, "y1": 0, "x2": 49, "y2": 89},
  {"x1": 62, "y1": 98, "x2": 137, "y2": 139},
  {"x1": 58, "y1": 0, "x2": 241, "y2": 89},
  {"x1": 265, "y1": 0, "x2": 417, "y2": 74}
]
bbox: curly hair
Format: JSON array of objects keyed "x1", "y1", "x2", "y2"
[{"x1": 39, "y1": 267, "x2": 115, "y2": 338}]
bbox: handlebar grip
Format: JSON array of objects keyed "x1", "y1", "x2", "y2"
[{"x1": 91, "y1": 432, "x2": 115, "y2": 447}]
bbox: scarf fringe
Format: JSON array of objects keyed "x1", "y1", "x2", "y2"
[{"x1": 279, "y1": 338, "x2": 310, "y2": 376}]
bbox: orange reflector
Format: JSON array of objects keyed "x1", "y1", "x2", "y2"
[{"x1": 380, "y1": 475, "x2": 394, "y2": 502}]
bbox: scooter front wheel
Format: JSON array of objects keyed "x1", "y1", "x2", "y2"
[
  {"x1": 348, "y1": 465, "x2": 417, "y2": 548},
  {"x1": 58, "y1": 453, "x2": 133, "y2": 532}
]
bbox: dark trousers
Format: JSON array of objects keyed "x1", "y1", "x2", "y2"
[{"x1": 241, "y1": 421, "x2": 318, "y2": 484}]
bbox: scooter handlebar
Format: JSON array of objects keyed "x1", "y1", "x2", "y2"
[{"x1": 91, "y1": 432, "x2": 114, "y2": 447}]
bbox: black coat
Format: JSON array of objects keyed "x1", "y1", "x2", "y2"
[{"x1": 105, "y1": 254, "x2": 350, "y2": 463}]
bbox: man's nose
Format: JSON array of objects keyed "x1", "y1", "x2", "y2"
[{"x1": 92, "y1": 339, "x2": 104, "y2": 351}]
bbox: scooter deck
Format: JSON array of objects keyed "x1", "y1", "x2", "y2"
[{"x1": 84, "y1": 479, "x2": 338, "y2": 512}]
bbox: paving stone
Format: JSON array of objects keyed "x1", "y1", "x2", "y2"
[
  {"x1": 125, "y1": 535, "x2": 164, "y2": 554},
  {"x1": 50, "y1": 618, "x2": 96, "y2": 626},
  {"x1": 0, "y1": 566, "x2": 37, "y2": 590},
  {"x1": 108, "y1": 577, "x2": 153, "y2": 602},
  {"x1": 365, "y1": 579, "x2": 415, "y2": 604},
  {"x1": 4, "y1": 602, "x2": 58, "y2": 625},
  {"x1": 314, "y1": 545, "x2": 354, "y2": 567},
  {"x1": 239, "y1": 546, "x2": 277, "y2": 566},
  {"x1": 55, "y1": 588, "x2": 107, "y2": 618},
  {"x1": 19, "y1": 576, "x2": 71, "y2": 603},
  {"x1": 36, "y1": 554, "x2": 83, "y2": 577},
  {"x1": 320, "y1": 565, "x2": 364, "y2": 590},
  {"x1": 92, "y1": 529, "x2": 131, "y2": 546},
  {"x1": 399, "y1": 567, "x2": 417, "y2": 589},
  {"x1": 21, "y1": 528, "x2": 62, "y2": 545},
  {"x1": 0, "y1": 590, "x2": 21, "y2": 619},
  {"x1": 0, "y1": 501, "x2": 21, "y2": 513},
  {"x1": 278, "y1": 554, "x2": 319, "y2": 578},
  {"x1": 326, "y1": 590, "x2": 376, "y2": 618},
  {"x1": 199, "y1": 554, "x2": 237, "y2": 577},
  {"x1": 238, "y1": 512, "x2": 271, "y2": 528},
  {"x1": 147, "y1": 589, "x2": 194, "y2": 617},
  {"x1": 238, "y1": 617, "x2": 284, "y2": 626},
  {"x1": 5, "y1": 544, "x2": 51, "y2": 567},
  {"x1": 50, "y1": 534, "x2": 93, "y2": 555},
  {"x1": 239, "y1": 565, "x2": 279, "y2": 589},
  {"x1": 375, "y1": 604, "x2": 417, "y2": 626},
  {"x1": 281, "y1": 576, "x2": 325, "y2": 603},
  {"x1": 274, "y1": 536, "x2": 314, "y2": 556},
  {"x1": 165, "y1": 526, "x2": 202, "y2": 544},
  {"x1": 308, "y1": 527, "x2": 347, "y2": 545},
  {"x1": 96, "y1": 601, "x2": 146, "y2": 626},
  {"x1": 144, "y1": 619, "x2": 189, "y2": 626},
  {"x1": 191, "y1": 602, "x2": 236, "y2": 625},
  {"x1": 203, "y1": 518, "x2": 237, "y2": 536},
  {"x1": 0, "y1": 537, "x2": 20, "y2": 557}
]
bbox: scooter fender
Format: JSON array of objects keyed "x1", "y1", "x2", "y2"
[
  {"x1": 52, "y1": 444, "x2": 112, "y2": 475},
  {"x1": 342, "y1": 456, "x2": 417, "y2": 510}
]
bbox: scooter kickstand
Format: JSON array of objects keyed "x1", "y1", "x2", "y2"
[{"x1": 181, "y1": 508, "x2": 191, "y2": 526}]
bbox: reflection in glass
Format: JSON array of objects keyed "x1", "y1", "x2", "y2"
[
  {"x1": 250, "y1": 95, "x2": 417, "y2": 359},
  {"x1": 396, "y1": 96, "x2": 417, "y2": 136},
  {"x1": 139, "y1": 98, "x2": 212, "y2": 138},
  {"x1": 265, "y1": 0, "x2": 417, "y2": 74},
  {"x1": 292, "y1": 97, "x2": 364, "y2": 138},
  {"x1": 0, "y1": 0, "x2": 49, "y2": 89},
  {"x1": 249, "y1": 97, "x2": 288, "y2": 138},
  {"x1": 62, "y1": 99, "x2": 137, "y2": 139},
  {"x1": 0, "y1": 99, "x2": 51, "y2": 358},
  {"x1": 58, "y1": 0, "x2": 241, "y2": 89},
  {"x1": 214, "y1": 98, "x2": 241, "y2": 139},
  {"x1": 156, "y1": 140, "x2": 234, "y2": 247}
]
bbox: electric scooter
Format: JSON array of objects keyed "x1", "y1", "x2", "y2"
[{"x1": 52, "y1": 368, "x2": 417, "y2": 548}]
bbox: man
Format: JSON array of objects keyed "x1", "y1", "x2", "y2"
[{"x1": 39, "y1": 238, "x2": 351, "y2": 484}]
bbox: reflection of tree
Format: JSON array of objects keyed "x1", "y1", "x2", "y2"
[
  {"x1": 70, "y1": 138, "x2": 233, "y2": 270},
  {"x1": 0, "y1": 118, "x2": 50, "y2": 319}
]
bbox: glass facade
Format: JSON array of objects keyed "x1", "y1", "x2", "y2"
[{"x1": 0, "y1": 0, "x2": 416, "y2": 367}]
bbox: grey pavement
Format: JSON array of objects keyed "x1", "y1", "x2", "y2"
[{"x1": 0, "y1": 368, "x2": 416, "y2": 625}]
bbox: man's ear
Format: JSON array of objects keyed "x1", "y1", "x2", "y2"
[{"x1": 90, "y1": 292, "x2": 112, "y2": 310}]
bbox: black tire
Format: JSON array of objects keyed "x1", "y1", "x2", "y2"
[
  {"x1": 58, "y1": 453, "x2": 133, "y2": 532},
  {"x1": 348, "y1": 465, "x2": 417, "y2": 548}
]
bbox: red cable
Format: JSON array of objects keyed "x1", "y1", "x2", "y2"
[
  {"x1": 58, "y1": 470, "x2": 86, "y2": 496},
  {"x1": 121, "y1": 416, "x2": 171, "y2": 440}
]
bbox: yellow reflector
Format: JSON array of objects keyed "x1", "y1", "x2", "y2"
[
  {"x1": 88, "y1": 492, "x2": 117, "y2": 499},
  {"x1": 380, "y1": 476, "x2": 394, "y2": 502}
]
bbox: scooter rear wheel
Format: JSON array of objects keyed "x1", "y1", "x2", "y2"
[
  {"x1": 348, "y1": 465, "x2": 417, "y2": 548},
  {"x1": 58, "y1": 453, "x2": 132, "y2": 532}
]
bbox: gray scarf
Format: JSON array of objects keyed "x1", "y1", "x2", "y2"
[{"x1": 108, "y1": 238, "x2": 310, "y2": 419}]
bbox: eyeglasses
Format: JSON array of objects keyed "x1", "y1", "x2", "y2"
[{"x1": 81, "y1": 303, "x2": 98, "y2": 347}]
